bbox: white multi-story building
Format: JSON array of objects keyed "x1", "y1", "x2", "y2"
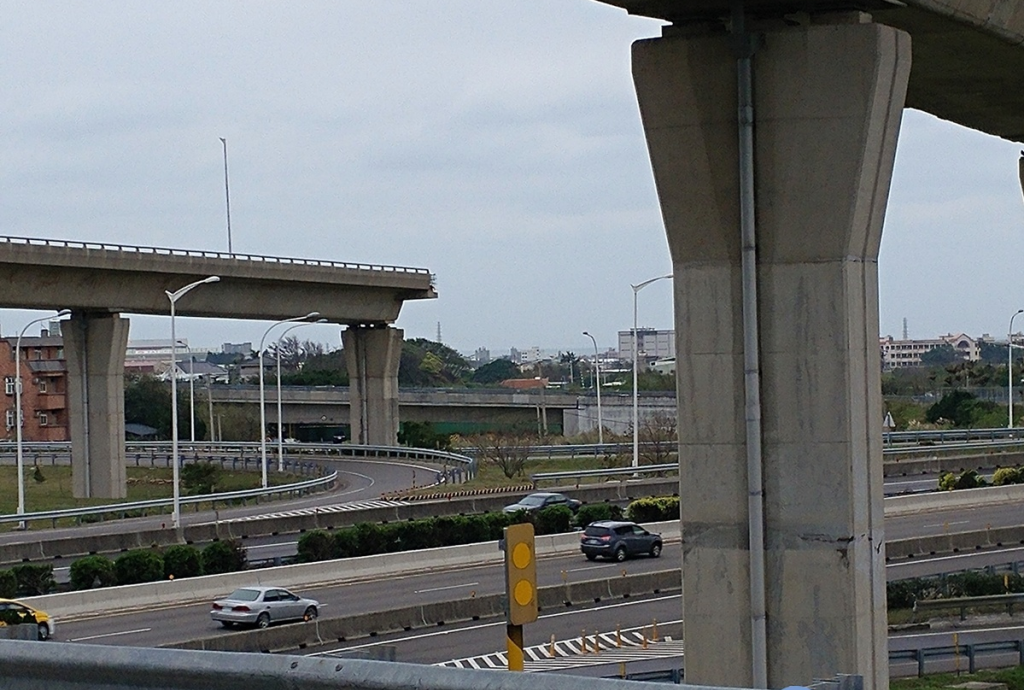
[
  {"x1": 618, "y1": 329, "x2": 675, "y2": 362},
  {"x1": 879, "y1": 333, "x2": 981, "y2": 369}
]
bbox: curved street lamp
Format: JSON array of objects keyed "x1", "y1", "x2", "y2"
[
  {"x1": 259, "y1": 312, "x2": 320, "y2": 488},
  {"x1": 631, "y1": 274, "x2": 672, "y2": 469},
  {"x1": 167, "y1": 276, "x2": 220, "y2": 529},
  {"x1": 582, "y1": 331, "x2": 603, "y2": 445},
  {"x1": 275, "y1": 319, "x2": 327, "y2": 472},
  {"x1": 15, "y1": 310, "x2": 70, "y2": 529},
  {"x1": 1009, "y1": 308, "x2": 1024, "y2": 429}
]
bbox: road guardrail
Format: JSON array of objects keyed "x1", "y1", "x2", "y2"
[{"x1": 0, "y1": 471, "x2": 338, "y2": 526}]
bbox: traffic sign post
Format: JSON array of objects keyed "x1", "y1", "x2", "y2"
[{"x1": 503, "y1": 522, "x2": 537, "y2": 671}]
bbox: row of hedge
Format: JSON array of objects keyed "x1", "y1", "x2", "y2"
[
  {"x1": 0, "y1": 540, "x2": 248, "y2": 596},
  {"x1": 939, "y1": 466, "x2": 1024, "y2": 491},
  {"x1": 294, "y1": 497, "x2": 678, "y2": 564}
]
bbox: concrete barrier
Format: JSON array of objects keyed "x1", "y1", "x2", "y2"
[
  {"x1": 883, "y1": 483, "x2": 1024, "y2": 517},
  {"x1": 167, "y1": 570, "x2": 683, "y2": 653}
]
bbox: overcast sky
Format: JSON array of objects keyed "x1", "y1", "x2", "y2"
[{"x1": 3, "y1": 2, "x2": 1023, "y2": 358}]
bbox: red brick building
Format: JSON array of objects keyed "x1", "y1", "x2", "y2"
[{"x1": 1, "y1": 333, "x2": 68, "y2": 442}]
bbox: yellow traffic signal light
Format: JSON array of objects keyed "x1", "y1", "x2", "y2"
[{"x1": 504, "y1": 522, "x2": 538, "y2": 625}]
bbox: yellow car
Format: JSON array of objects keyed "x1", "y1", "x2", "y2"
[{"x1": 0, "y1": 598, "x2": 55, "y2": 640}]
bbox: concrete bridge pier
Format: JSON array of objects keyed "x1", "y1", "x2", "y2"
[
  {"x1": 343, "y1": 325, "x2": 401, "y2": 445},
  {"x1": 64, "y1": 311, "x2": 130, "y2": 499},
  {"x1": 632, "y1": 17, "x2": 910, "y2": 690}
]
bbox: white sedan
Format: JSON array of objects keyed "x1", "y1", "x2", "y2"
[{"x1": 210, "y1": 586, "x2": 319, "y2": 629}]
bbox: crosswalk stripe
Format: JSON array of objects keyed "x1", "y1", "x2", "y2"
[
  {"x1": 222, "y1": 499, "x2": 410, "y2": 522},
  {"x1": 438, "y1": 630, "x2": 684, "y2": 671}
]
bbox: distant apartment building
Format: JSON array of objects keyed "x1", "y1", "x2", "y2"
[
  {"x1": 511, "y1": 346, "x2": 542, "y2": 364},
  {"x1": 471, "y1": 347, "x2": 491, "y2": 364},
  {"x1": 879, "y1": 333, "x2": 980, "y2": 369},
  {"x1": 1, "y1": 332, "x2": 68, "y2": 442},
  {"x1": 618, "y1": 328, "x2": 675, "y2": 362}
]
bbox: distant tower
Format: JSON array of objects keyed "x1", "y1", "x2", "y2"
[
  {"x1": 902, "y1": 317, "x2": 908, "y2": 340},
  {"x1": 436, "y1": 322, "x2": 442, "y2": 343}
]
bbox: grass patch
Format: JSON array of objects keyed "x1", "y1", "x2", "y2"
[
  {"x1": 893, "y1": 667, "x2": 1024, "y2": 690},
  {"x1": 0, "y1": 465, "x2": 301, "y2": 532}
]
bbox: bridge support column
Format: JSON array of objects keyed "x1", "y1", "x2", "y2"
[
  {"x1": 64, "y1": 312, "x2": 130, "y2": 499},
  {"x1": 343, "y1": 326, "x2": 401, "y2": 445},
  {"x1": 632, "y1": 18, "x2": 909, "y2": 690}
]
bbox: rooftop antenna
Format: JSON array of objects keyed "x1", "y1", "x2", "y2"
[
  {"x1": 220, "y1": 137, "x2": 233, "y2": 255},
  {"x1": 436, "y1": 321, "x2": 442, "y2": 343},
  {"x1": 902, "y1": 317, "x2": 908, "y2": 340}
]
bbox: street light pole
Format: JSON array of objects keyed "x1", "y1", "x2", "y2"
[
  {"x1": 259, "y1": 312, "x2": 320, "y2": 488},
  {"x1": 220, "y1": 137, "x2": 232, "y2": 255},
  {"x1": 1009, "y1": 308, "x2": 1024, "y2": 428},
  {"x1": 582, "y1": 331, "x2": 603, "y2": 445},
  {"x1": 15, "y1": 310, "x2": 70, "y2": 529},
  {"x1": 631, "y1": 274, "x2": 672, "y2": 468},
  {"x1": 167, "y1": 276, "x2": 220, "y2": 529},
  {"x1": 275, "y1": 319, "x2": 326, "y2": 472}
]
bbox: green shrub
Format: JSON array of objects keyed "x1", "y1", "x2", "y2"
[
  {"x1": 992, "y1": 467, "x2": 1024, "y2": 486},
  {"x1": 163, "y1": 545, "x2": 203, "y2": 579},
  {"x1": 947, "y1": 571, "x2": 1008, "y2": 598},
  {"x1": 938, "y1": 469, "x2": 988, "y2": 491},
  {"x1": 69, "y1": 555, "x2": 116, "y2": 591},
  {"x1": 181, "y1": 462, "x2": 222, "y2": 494},
  {"x1": 297, "y1": 530, "x2": 334, "y2": 563},
  {"x1": 0, "y1": 569, "x2": 16, "y2": 598},
  {"x1": 201, "y1": 539, "x2": 246, "y2": 574},
  {"x1": 534, "y1": 505, "x2": 573, "y2": 535},
  {"x1": 332, "y1": 528, "x2": 360, "y2": 558},
  {"x1": 574, "y1": 503, "x2": 622, "y2": 528},
  {"x1": 627, "y1": 496, "x2": 679, "y2": 523},
  {"x1": 11, "y1": 564, "x2": 56, "y2": 596},
  {"x1": 886, "y1": 578, "x2": 925, "y2": 610},
  {"x1": 354, "y1": 523, "x2": 388, "y2": 556},
  {"x1": 114, "y1": 550, "x2": 165, "y2": 585}
]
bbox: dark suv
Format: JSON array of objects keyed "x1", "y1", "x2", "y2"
[{"x1": 580, "y1": 520, "x2": 662, "y2": 561}]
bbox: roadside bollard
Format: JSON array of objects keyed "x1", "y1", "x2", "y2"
[
  {"x1": 549, "y1": 634, "x2": 556, "y2": 658},
  {"x1": 616, "y1": 624, "x2": 622, "y2": 648},
  {"x1": 652, "y1": 619, "x2": 659, "y2": 642},
  {"x1": 593, "y1": 631, "x2": 600, "y2": 654}
]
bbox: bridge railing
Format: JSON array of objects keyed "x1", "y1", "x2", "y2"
[{"x1": 0, "y1": 234, "x2": 432, "y2": 276}]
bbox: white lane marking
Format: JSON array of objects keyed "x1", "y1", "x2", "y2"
[
  {"x1": 305, "y1": 594, "x2": 681, "y2": 655},
  {"x1": 921, "y1": 520, "x2": 971, "y2": 529},
  {"x1": 414, "y1": 582, "x2": 480, "y2": 594},
  {"x1": 71, "y1": 627, "x2": 152, "y2": 641}
]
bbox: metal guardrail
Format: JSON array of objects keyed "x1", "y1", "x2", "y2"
[
  {"x1": 0, "y1": 471, "x2": 338, "y2": 525},
  {"x1": 0, "y1": 640, "x2": 703, "y2": 690},
  {"x1": 0, "y1": 234, "x2": 432, "y2": 277},
  {"x1": 891, "y1": 639, "x2": 1024, "y2": 677},
  {"x1": 531, "y1": 463, "x2": 677, "y2": 485},
  {"x1": 913, "y1": 592, "x2": 1024, "y2": 621}
]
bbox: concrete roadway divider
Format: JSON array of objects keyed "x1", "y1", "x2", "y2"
[
  {"x1": 883, "y1": 483, "x2": 1024, "y2": 517},
  {"x1": 167, "y1": 570, "x2": 684, "y2": 654}
]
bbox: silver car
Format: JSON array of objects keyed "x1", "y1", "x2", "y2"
[{"x1": 210, "y1": 586, "x2": 319, "y2": 629}]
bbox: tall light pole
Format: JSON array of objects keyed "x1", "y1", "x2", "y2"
[
  {"x1": 632, "y1": 274, "x2": 672, "y2": 468},
  {"x1": 259, "y1": 312, "x2": 319, "y2": 488},
  {"x1": 167, "y1": 276, "x2": 220, "y2": 529},
  {"x1": 1009, "y1": 308, "x2": 1024, "y2": 428},
  {"x1": 15, "y1": 310, "x2": 70, "y2": 529},
  {"x1": 220, "y1": 137, "x2": 233, "y2": 255},
  {"x1": 275, "y1": 319, "x2": 326, "y2": 472},
  {"x1": 582, "y1": 331, "x2": 603, "y2": 445}
]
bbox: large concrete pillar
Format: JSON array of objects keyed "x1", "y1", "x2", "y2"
[
  {"x1": 64, "y1": 312, "x2": 130, "y2": 499},
  {"x1": 632, "y1": 17, "x2": 909, "y2": 690},
  {"x1": 343, "y1": 326, "x2": 402, "y2": 445}
]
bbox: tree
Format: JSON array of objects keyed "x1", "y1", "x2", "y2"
[
  {"x1": 181, "y1": 462, "x2": 221, "y2": 494},
  {"x1": 399, "y1": 339, "x2": 471, "y2": 386},
  {"x1": 470, "y1": 358, "x2": 520, "y2": 385},
  {"x1": 638, "y1": 411, "x2": 677, "y2": 465},
  {"x1": 468, "y1": 432, "x2": 533, "y2": 479},
  {"x1": 124, "y1": 374, "x2": 205, "y2": 440},
  {"x1": 918, "y1": 344, "x2": 962, "y2": 367}
]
